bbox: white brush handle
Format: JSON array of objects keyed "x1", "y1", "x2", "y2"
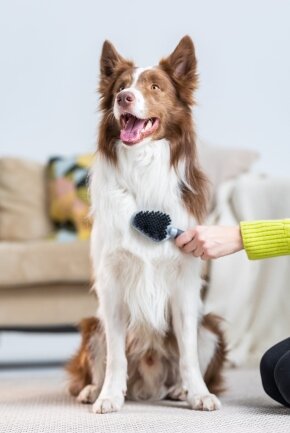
[{"x1": 168, "y1": 226, "x2": 184, "y2": 239}]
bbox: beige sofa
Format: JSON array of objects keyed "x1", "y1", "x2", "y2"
[
  {"x1": 0, "y1": 145, "x2": 257, "y2": 328},
  {"x1": 0, "y1": 158, "x2": 96, "y2": 328}
]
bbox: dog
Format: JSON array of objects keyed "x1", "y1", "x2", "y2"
[{"x1": 67, "y1": 36, "x2": 226, "y2": 414}]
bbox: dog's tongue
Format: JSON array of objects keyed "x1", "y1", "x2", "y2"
[{"x1": 120, "y1": 116, "x2": 146, "y2": 144}]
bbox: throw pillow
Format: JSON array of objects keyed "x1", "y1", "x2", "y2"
[{"x1": 47, "y1": 154, "x2": 94, "y2": 240}]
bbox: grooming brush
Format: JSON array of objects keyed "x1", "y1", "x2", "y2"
[{"x1": 131, "y1": 210, "x2": 184, "y2": 242}]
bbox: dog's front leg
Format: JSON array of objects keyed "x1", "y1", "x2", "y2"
[
  {"x1": 171, "y1": 265, "x2": 221, "y2": 411},
  {"x1": 92, "y1": 278, "x2": 127, "y2": 414}
]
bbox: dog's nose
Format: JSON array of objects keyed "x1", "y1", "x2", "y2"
[{"x1": 117, "y1": 91, "x2": 135, "y2": 108}]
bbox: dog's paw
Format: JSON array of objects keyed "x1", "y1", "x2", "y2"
[
  {"x1": 77, "y1": 385, "x2": 99, "y2": 404},
  {"x1": 188, "y1": 393, "x2": 221, "y2": 411},
  {"x1": 167, "y1": 385, "x2": 187, "y2": 401},
  {"x1": 92, "y1": 395, "x2": 124, "y2": 414}
]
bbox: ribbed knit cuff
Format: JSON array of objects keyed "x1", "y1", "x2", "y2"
[{"x1": 240, "y1": 220, "x2": 290, "y2": 260}]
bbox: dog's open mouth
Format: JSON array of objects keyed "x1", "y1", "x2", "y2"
[{"x1": 120, "y1": 114, "x2": 159, "y2": 145}]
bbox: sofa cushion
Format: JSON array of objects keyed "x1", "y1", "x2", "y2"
[
  {"x1": 198, "y1": 139, "x2": 259, "y2": 186},
  {"x1": 0, "y1": 158, "x2": 53, "y2": 241},
  {"x1": 0, "y1": 239, "x2": 90, "y2": 287},
  {"x1": 0, "y1": 283, "x2": 97, "y2": 326},
  {"x1": 197, "y1": 139, "x2": 259, "y2": 208},
  {"x1": 47, "y1": 154, "x2": 93, "y2": 240}
]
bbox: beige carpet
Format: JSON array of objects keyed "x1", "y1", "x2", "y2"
[{"x1": 0, "y1": 368, "x2": 289, "y2": 433}]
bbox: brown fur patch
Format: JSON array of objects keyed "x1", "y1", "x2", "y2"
[
  {"x1": 158, "y1": 36, "x2": 208, "y2": 222},
  {"x1": 66, "y1": 317, "x2": 101, "y2": 396},
  {"x1": 136, "y1": 66, "x2": 208, "y2": 222},
  {"x1": 202, "y1": 313, "x2": 228, "y2": 395},
  {"x1": 159, "y1": 36, "x2": 198, "y2": 106}
]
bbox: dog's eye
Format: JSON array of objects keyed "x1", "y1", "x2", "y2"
[
  {"x1": 119, "y1": 86, "x2": 125, "y2": 92},
  {"x1": 151, "y1": 84, "x2": 160, "y2": 90}
]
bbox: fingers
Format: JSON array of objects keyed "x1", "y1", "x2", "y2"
[
  {"x1": 175, "y1": 228, "x2": 204, "y2": 257},
  {"x1": 175, "y1": 229, "x2": 196, "y2": 248},
  {"x1": 175, "y1": 226, "x2": 209, "y2": 258},
  {"x1": 192, "y1": 245, "x2": 204, "y2": 257},
  {"x1": 182, "y1": 238, "x2": 197, "y2": 253}
]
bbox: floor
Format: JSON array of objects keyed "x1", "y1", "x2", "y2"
[{"x1": 0, "y1": 367, "x2": 289, "y2": 433}]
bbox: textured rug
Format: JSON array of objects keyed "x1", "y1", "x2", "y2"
[{"x1": 0, "y1": 368, "x2": 289, "y2": 433}]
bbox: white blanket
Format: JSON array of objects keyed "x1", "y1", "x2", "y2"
[{"x1": 205, "y1": 173, "x2": 290, "y2": 366}]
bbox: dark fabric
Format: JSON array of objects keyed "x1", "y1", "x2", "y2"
[
  {"x1": 260, "y1": 337, "x2": 290, "y2": 407},
  {"x1": 274, "y1": 350, "x2": 290, "y2": 405}
]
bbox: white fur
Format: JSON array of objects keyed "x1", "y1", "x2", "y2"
[
  {"x1": 113, "y1": 67, "x2": 152, "y2": 121},
  {"x1": 89, "y1": 134, "x2": 221, "y2": 413},
  {"x1": 91, "y1": 139, "x2": 198, "y2": 331}
]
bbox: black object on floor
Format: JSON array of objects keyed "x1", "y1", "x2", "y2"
[{"x1": 260, "y1": 337, "x2": 290, "y2": 407}]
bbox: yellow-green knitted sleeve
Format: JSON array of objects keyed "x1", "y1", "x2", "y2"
[{"x1": 240, "y1": 219, "x2": 290, "y2": 260}]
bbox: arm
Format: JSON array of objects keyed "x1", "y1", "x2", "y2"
[
  {"x1": 175, "y1": 220, "x2": 290, "y2": 260},
  {"x1": 240, "y1": 219, "x2": 290, "y2": 259},
  {"x1": 175, "y1": 225, "x2": 243, "y2": 260}
]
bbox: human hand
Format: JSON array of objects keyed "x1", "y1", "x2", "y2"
[{"x1": 175, "y1": 225, "x2": 244, "y2": 260}]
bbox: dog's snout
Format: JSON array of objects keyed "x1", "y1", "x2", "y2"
[{"x1": 117, "y1": 91, "x2": 135, "y2": 108}]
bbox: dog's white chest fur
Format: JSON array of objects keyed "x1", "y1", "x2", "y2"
[
  {"x1": 90, "y1": 138, "x2": 201, "y2": 332},
  {"x1": 117, "y1": 139, "x2": 178, "y2": 211}
]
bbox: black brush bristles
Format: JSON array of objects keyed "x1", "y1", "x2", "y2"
[{"x1": 132, "y1": 211, "x2": 171, "y2": 242}]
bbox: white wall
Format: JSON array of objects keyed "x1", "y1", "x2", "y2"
[{"x1": 0, "y1": 0, "x2": 289, "y2": 176}]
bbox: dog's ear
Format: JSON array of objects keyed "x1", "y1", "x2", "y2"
[
  {"x1": 100, "y1": 41, "x2": 128, "y2": 78},
  {"x1": 159, "y1": 36, "x2": 198, "y2": 105},
  {"x1": 99, "y1": 41, "x2": 134, "y2": 104}
]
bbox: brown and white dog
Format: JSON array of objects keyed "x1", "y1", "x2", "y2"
[{"x1": 67, "y1": 36, "x2": 226, "y2": 414}]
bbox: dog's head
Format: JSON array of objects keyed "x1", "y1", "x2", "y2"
[
  {"x1": 98, "y1": 36, "x2": 197, "y2": 150},
  {"x1": 98, "y1": 36, "x2": 207, "y2": 221}
]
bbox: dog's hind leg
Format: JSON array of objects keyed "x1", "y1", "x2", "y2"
[
  {"x1": 77, "y1": 384, "x2": 100, "y2": 404},
  {"x1": 167, "y1": 384, "x2": 188, "y2": 401},
  {"x1": 66, "y1": 317, "x2": 106, "y2": 403},
  {"x1": 200, "y1": 313, "x2": 227, "y2": 395}
]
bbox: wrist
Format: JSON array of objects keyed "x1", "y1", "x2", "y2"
[{"x1": 236, "y1": 225, "x2": 244, "y2": 251}]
